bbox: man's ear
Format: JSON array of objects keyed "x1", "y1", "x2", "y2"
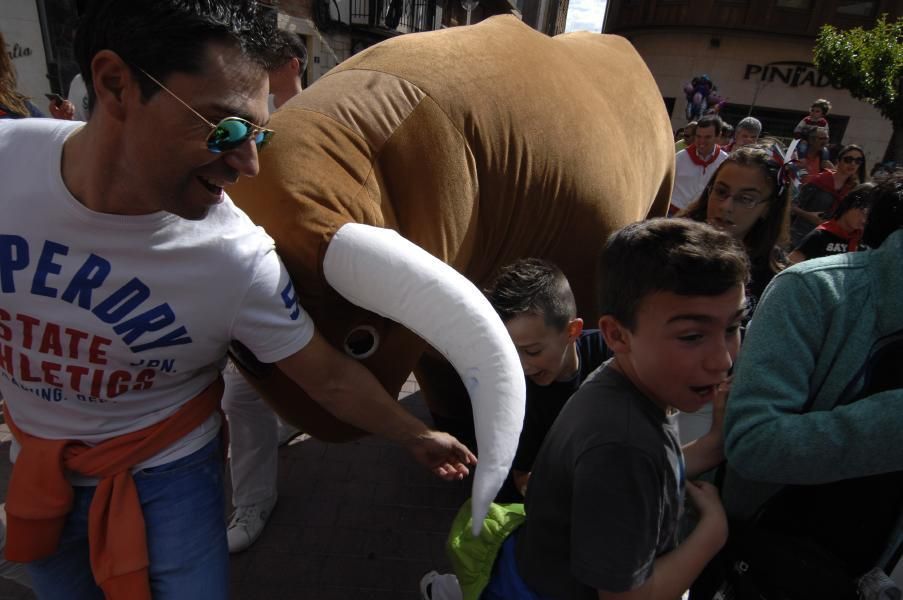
[
  {"x1": 566, "y1": 317, "x2": 583, "y2": 342},
  {"x1": 90, "y1": 50, "x2": 136, "y2": 122},
  {"x1": 598, "y1": 315, "x2": 630, "y2": 354}
]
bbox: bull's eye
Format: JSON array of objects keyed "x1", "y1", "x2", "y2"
[{"x1": 343, "y1": 326, "x2": 379, "y2": 359}]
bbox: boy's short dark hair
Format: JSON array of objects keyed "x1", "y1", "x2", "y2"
[
  {"x1": 268, "y1": 30, "x2": 308, "y2": 75},
  {"x1": 861, "y1": 171, "x2": 903, "y2": 248},
  {"x1": 696, "y1": 114, "x2": 723, "y2": 135},
  {"x1": 597, "y1": 219, "x2": 750, "y2": 330},
  {"x1": 830, "y1": 182, "x2": 875, "y2": 220},
  {"x1": 75, "y1": 0, "x2": 275, "y2": 111},
  {"x1": 485, "y1": 258, "x2": 577, "y2": 330}
]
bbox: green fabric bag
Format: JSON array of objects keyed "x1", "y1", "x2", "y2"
[{"x1": 446, "y1": 498, "x2": 526, "y2": 600}]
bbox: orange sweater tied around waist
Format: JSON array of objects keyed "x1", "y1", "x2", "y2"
[{"x1": 3, "y1": 377, "x2": 224, "y2": 599}]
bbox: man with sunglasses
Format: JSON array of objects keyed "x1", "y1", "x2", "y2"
[{"x1": 0, "y1": 2, "x2": 474, "y2": 598}]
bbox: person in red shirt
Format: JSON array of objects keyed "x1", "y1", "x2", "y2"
[{"x1": 790, "y1": 144, "x2": 867, "y2": 247}]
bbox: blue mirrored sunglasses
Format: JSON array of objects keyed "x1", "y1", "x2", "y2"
[{"x1": 136, "y1": 67, "x2": 274, "y2": 154}]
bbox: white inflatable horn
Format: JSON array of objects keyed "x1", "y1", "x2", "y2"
[{"x1": 324, "y1": 223, "x2": 525, "y2": 536}]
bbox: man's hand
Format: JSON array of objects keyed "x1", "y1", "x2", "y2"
[
  {"x1": 48, "y1": 99, "x2": 75, "y2": 120},
  {"x1": 276, "y1": 332, "x2": 478, "y2": 482},
  {"x1": 406, "y1": 430, "x2": 477, "y2": 480}
]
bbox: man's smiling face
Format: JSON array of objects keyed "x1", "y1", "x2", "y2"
[{"x1": 124, "y1": 42, "x2": 270, "y2": 220}]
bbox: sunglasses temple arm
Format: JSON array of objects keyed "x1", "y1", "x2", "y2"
[{"x1": 137, "y1": 68, "x2": 218, "y2": 129}]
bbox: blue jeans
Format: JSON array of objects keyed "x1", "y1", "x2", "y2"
[
  {"x1": 482, "y1": 530, "x2": 554, "y2": 600},
  {"x1": 26, "y1": 436, "x2": 228, "y2": 600}
]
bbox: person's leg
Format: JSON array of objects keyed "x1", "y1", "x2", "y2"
[
  {"x1": 222, "y1": 368, "x2": 279, "y2": 552},
  {"x1": 223, "y1": 369, "x2": 279, "y2": 507},
  {"x1": 25, "y1": 486, "x2": 105, "y2": 600},
  {"x1": 135, "y1": 436, "x2": 228, "y2": 600}
]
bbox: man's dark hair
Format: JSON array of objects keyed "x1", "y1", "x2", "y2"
[
  {"x1": 268, "y1": 30, "x2": 308, "y2": 75},
  {"x1": 861, "y1": 171, "x2": 903, "y2": 248},
  {"x1": 74, "y1": 0, "x2": 276, "y2": 112},
  {"x1": 830, "y1": 182, "x2": 875, "y2": 220},
  {"x1": 696, "y1": 114, "x2": 723, "y2": 136},
  {"x1": 597, "y1": 219, "x2": 750, "y2": 330},
  {"x1": 485, "y1": 259, "x2": 577, "y2": 330},
  {"x1": 721, "y1": 123, "x2": 734, "y2": 138}
]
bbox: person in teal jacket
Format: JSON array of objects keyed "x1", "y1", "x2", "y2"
[{"x1": 718, "y1": 175, "x2": 903, "y2": 592}]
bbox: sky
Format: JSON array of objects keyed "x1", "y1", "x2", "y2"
[{"x1": 564, "y1": 0, "x2": 607, "y2": 33}]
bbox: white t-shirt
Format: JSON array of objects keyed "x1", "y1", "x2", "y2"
[
  {"x1": 0, "y1": 119, "x2": 314, "y2": 469},
  {"x1": 671, "y1": 147, "x2": 728, "y2": 210}
]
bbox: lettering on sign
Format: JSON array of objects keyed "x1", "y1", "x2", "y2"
[
  {"x1": 743, "y1": 61, "x2": 843, "y2": 89},
  {"x1": 7, "y1": 43, "x2": 33, "y2": 60}
]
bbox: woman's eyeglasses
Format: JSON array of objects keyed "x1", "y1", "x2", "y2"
[
  {"x1": 840, "y1": 155, "x2": 865, "y2": 165},
  {"x1": 136, "y1": 67, "x2": 274, "y2": 154},
  {"x1": 709, "y1": 186, "x2": 766, "y2": 208}
]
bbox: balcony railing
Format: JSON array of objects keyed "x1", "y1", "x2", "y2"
[{"x1": 349, "y1": 0, "x2": 439, "y2": 31}]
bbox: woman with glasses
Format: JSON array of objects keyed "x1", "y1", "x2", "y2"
[
  {"x1": 789, "y1": 182, "x2": 875, "y2": 264},
  {"x1": 790, "y1": 144, "x2": 868, "y2": 247},
  {"x1": 673, "y1": 144, "x2": 791, "y2": 445},
  {"x1": 678, "y1": 144, "x2": 791, "y2": 316}
]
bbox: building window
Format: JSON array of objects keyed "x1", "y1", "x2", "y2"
[
  {"x1": 775, "y1": 0, "x2": 811, "y2": 8},
  {"x1": 836, "y1": 1, "x2": 876, "y2": 16}
]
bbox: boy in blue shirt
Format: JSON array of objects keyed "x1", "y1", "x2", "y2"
[{"x1": 484, "y1": 259, "x2": 611, "y2": 499}]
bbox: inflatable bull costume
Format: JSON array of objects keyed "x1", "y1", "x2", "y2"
[{"x1": 229, "y1": 15, "x2": 674, "y2": 532}]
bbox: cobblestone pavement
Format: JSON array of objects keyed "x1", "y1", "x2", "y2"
[{"x1": 0, "y1": 379, "x2": 473, "y2": 600}]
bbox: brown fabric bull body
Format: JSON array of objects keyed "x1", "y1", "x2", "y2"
[{"x1": 229, "y1": 15, "x2": 674, "y2": 440}]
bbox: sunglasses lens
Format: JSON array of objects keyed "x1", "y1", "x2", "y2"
[
  {"x1": 207, "y1": 118, "x2": 272, "y2": 153},
  {"x1": 257, "y1": 129, "x2": 274, "y2": 150},
  {"x1": 208, "y1": 119, "x2": 252, "y2": 153}
]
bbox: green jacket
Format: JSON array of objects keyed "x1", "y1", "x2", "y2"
[{"x1": 446, "y1": 499, "x2": 525, "y2": 600}]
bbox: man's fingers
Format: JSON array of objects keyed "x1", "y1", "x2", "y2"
[
  {"x1": 432, "y1": 463, "x2": 468, "y2": 480},
  {"x1": 457, "y1": 445, "x2": 477, "y2": 465}
]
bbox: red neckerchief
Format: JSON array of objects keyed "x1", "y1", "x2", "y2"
[
  {"x1": 816, "y1": 220, "x2": 861, "y2": 252},
  {"x1": 686, "y1": 144, "x2": 722, "y2": 170}
]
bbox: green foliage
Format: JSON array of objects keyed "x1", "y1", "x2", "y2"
[{"x1": 814, "y1": 14, "x2": 903, "y2": 125}]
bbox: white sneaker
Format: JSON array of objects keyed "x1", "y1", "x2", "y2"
[
  {"x1": 419, "y1": 571, "x2": 462, "y2": 600},
  {"x1": 227, "y1": 496, "x2": 277, "y2": 553},
  {"x1": 419, "y1": 571, "x2": 439, "y2": 600}
]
